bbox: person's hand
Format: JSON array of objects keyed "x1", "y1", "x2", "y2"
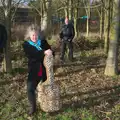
[
  {"x1": 68, "y1": 39, "x2": 72, "y2": 42},
  {"x1": 44, "y1": 49, "x2": 52, "y2": 56}
]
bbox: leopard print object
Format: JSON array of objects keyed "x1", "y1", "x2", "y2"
[{"x1": 37, "y1": 55, "x2": 62, "y2": 112}]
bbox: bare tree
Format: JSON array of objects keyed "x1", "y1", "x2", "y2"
[
  {"x1": 0, "y1": 0, "x2": 25, "y2": 72},
  {"x1": 29, "y1": 0, "x2": 52, "y2": 36},
  {"x1": 41, "y1": 0, "x2": 52, "y2": 35}
]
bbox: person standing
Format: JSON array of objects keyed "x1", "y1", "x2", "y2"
[
  {"x1": 59, "y1": 17, "x2": 75, "y2": 63},
  {"x1": 0, "y1": 23, "x2": 7, "y2": 52},
  {"x1": 0, "y1": 23, "x2": 7, "y2": 64},
  {"x1": 23, "y1": 26, "x2": 53, "y2": 115}
]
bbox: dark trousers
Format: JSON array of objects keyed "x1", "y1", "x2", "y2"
[
  {"x1": 27, "y1": 64, "x2": 47, "y2": 109},
  {"x1": 27, "y1": 78, "x2": 39, "y2": 110},
  {"x1": 60, "y1": 41, "x2": 73, "y2": 61}
]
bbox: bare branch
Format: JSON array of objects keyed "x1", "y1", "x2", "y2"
[
  {"x1": 42, "y1": 0, "x2": 47, "y2": 12},
  {"x1": 100, "y1": 0, "x2": 109, "y2": 10},
  {"x1": 29, "y1": 2, "x2": 42, "y2": 16},
  {"x1": 1, "y1": 0, "x2": 6, "y2": 10},
  {"x1": 59, "y1": 0, "x2": 68, "y2": 6},
  {"x1": 12, "y1": 0, "x2": 22, "y2": 7},
  {"x1": 11, "y1": 0, "x2": 22, "y2": 21},
  {"x1": 96, "y1": 7, "x2": 101, "y2": 17},
  {"x1": 56, "y1": 3, "x2": 103, "y2": 12}
]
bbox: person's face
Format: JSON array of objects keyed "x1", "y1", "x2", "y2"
[
  {"x1": 30, "y1": 32, "x2": 38, "y2": 42},
  {"x1": 65, "y1": 19, "x2": 69, "y2": 25}
]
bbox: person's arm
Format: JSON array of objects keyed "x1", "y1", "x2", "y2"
[
  {"x1": 59, "y1": 26, "x2": 64, "y2": 39},
  {"x1": 71, "y1": 25, "x2": 75, "y2": 40},
  {"x1": 42, "y1": 40, "x2": 56, "y2": 57},
  {"x1": 4, "y1": 27, "x2": 7, "y2": 45},
  {"x1": 41, "y1": 40, "x2": 51, "y2": 50},
  {"x1": 23, "y1": 42, "x2": 45, "y2": 61},
  {"x1": 0, "y1": 25, "x2": 7, "y2": 49}
]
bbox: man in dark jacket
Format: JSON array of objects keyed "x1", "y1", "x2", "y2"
[
  {"x1": 59, "y1": 17, "x2": 75, "y2": 63},
  {"x1": 0, "y1": 23, "x2": 7, "y2": 51},
  {"x1": 0, "y1": 23, "x2": 7, "y2": 63}
]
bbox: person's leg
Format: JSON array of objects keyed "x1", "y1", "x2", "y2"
[
  {"x1": 27, "y1": 73, "x2": 39, "y2": 115},
  {"x1": 60, "y1": 41, "x2": 66, "y2": 62},
  {"x1": 68, "y1": 41, "x2": 73, "y2": 61}
]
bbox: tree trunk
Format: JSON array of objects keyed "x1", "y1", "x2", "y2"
[
  {"x1": 86, "y1": 1, "x2": 90, "y2": 37},
  {"x1": 74, "y1": 8, "x2": 77, "y2": 38},
  {"x1": 41, "y1": 0, "x2": 52, "y2": 36},
  {"x1": 68, "y1": 0, "x2": 72, "y2": 20},
  {"x1": 104, "y1": 40, "x2": 118, "y2": 76},
  {"x1": 104, "y1": 0, "x2": 120, "y2": 76},
  {"x1": 104, "y1": 11, "x2": 108, "y2": 52},
  {"x1": 86, "y1": 17, "x2": 89, "y2": 37},
  {"x1": 64, "y1": 8, "x2": 68, "y2": 18},
  {"x1": 106, "y1": 0, "x2": 111, "y2": 50},
  {"x1": 3, "y1": 0, "x2": 12, "y2": 72},
  {"x1": 104, "y1": 0, "x2": 113, "y2": 53},
  {"x1": 100, "y1": 5, "x2": 104, "y2": 39}
]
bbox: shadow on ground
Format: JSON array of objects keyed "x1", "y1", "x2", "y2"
[{"x1": 48, "y1": 85, "x2": 120, "y2": 118}]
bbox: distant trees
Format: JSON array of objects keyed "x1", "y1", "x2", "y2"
[{"x1": 0, "y1": 0, "x2": 119, "y2": 76}]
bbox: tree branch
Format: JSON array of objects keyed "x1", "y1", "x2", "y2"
[
  {"x1": 29, "y1": 2, "x2": 42, "y2": 16},
  {"x1": 56, "y1": 3, "x2": 103, "y2": 12},
  {"x1": 11, "y1": 0, "x2": 23, "y2": 21},
  {"x1": 1, "y1": 0, "x2": 6, "y2": 12}
]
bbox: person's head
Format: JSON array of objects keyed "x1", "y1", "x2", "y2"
[
  {"x1": 65, "y1": 17, "x2": 69, "y2": 25},
  {"x1": 25, "y1": 24, "x2": 39, "y2": 42},
  {"x1": 29, "y1": 30, "x2": 38, "y2": 43}
]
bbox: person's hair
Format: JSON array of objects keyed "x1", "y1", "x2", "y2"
[{"x1": 25, "y1": 24, "x2": 39, "y2": 40}]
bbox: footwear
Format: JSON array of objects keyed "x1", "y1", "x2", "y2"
[
  {"x1": 28, "y1": 100, "x2": 36, "y2": 116},
  {"x1": 69, "y1": 58, "x2": 76, "y2": 62},
  {"x1": 28, "y1": 106, "x2": 36, "y2": 116},
  {"x1": 60, "y1": 60, "x2": 65, "y2": 64}
]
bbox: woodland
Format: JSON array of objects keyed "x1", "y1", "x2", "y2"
[{"x1": 0, "y1": 0, "x2": 120, "y2": 119}]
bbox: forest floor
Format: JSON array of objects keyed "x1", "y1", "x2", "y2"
[{"x1": 0, "y1": 37, "x2": 120, "y2": 120}]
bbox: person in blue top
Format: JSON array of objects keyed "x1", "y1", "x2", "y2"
[{"x1": 23, "y1": 26, "x2": 53, "y2": 115}]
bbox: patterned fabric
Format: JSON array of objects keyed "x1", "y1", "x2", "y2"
[
  {"x1": 37, "y1": 55, "x2": 62, "y2": 112},
  {"x1": 0, "y1": 8, "x2": 5, "y2": 25}
]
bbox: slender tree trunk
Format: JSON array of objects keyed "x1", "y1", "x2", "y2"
[
  {"x1": 104, "y1": 0, "x2": 113, "y2": 53},
  {"x1": 64, "y1": 8, "x2": 68, "y2": 18},
  {"x1": 102, "y1": 7, "x2": 105, "y2": 39},
  {"x1": 104, "y1": 0, "x2": 108, "y2": 53},
  {"x1": 100, "y1": 7, "x2": 102, "y2": 38},
  {"x1": 41, "y1": 0, "x2": 52, "y2": 36},
  {"x1": 100, "y1": 5, "x2": 104, "y2": 39},
  {"x1": 77, "y1": 0, "x2": 79, "y2": 37},
  {"x1": 68, "y1": 0, "x2": 71, "y2": 19},
  {"x1": 74, "y1": 8, "x2": 77, "y2": 38},
  {"x1": 86, "y1": 2, "x2": 90, "y2": 37},
  {"x1": 106, "y1": 0, "x2": 111, "y2": 50},
  {"x1": 3, "y1": 0, "x2": 12, "y2": 72},
  {"x1": 104, "y1": 12, "x2": 108, "y2": 52},
  {"x1": 86, "y1": 17, "x2": 89, "y2": 37}
]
